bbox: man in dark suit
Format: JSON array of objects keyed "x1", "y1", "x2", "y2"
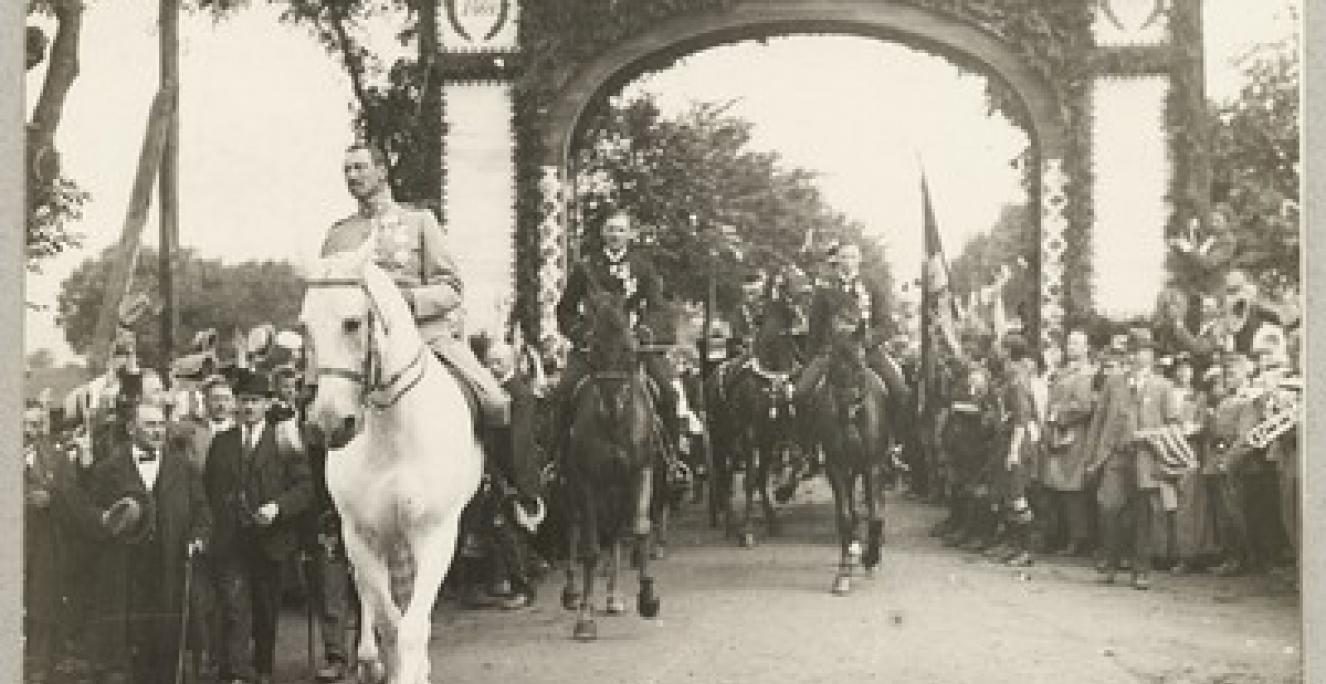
[
  {"x1": 1084, "y1": 328, "x2": 1180, "y2": 590},
  {"x1": 206, "y1": 369, "x2": 312, "y2": 684},
  {"x1": 800, "y1": 241, "x2": 910, "y2": 440},
  {"x1": 81, "y1": 400, "x2": 211, "y2": 684},
  {"x1": 552, "y1": 208, "x2": 697, "y2": 501},
  {"x1": 24, "y1": 401, "x2": 65, "y2": 682}
]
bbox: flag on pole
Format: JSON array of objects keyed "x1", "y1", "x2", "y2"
[{"x1": 919, "y1": 168, "x2": 960, "y2": 417}]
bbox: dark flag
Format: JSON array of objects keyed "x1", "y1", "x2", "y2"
[{"x1": 919, "y1": 170, "x2": 960, "y2": 419}]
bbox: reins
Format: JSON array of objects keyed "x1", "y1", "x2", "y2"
[{"x1": 305, "y1": 277, "x2": 429, "y2": 410}]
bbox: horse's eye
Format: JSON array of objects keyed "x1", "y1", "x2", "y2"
[{"x1": 343, "y1": 318, "x2": 362, "y2": 334}]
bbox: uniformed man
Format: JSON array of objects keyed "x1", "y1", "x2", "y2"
[
  {"x1": 1084, "y1": 328, "x2": 1179, "y2": 590},
  {"x1": 320, "y1": 143, "x2": 510, "y2": 430},
  {"x1": 552, "y1": 208, "x2": 697, "y2": 465}
]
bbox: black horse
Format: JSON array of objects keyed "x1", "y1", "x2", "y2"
[
  {"x1": 715, "y1": 266, "x2": 814, "y2": 546},
  {"x1": 557, "y1": 291, "x2": 661, "y2": 641},
  {"x1": 801, "y1": 290, "x2": 892, "y2": 595}
]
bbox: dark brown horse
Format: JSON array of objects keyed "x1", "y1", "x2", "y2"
[
  {"x1": 802, "y1": 292, "x2": 891, "y2": 595},
  {"x1": 717, "y1": 265, "x2": 813, "y2": 547},
  {"x1": 558, "y1": 291, "x2": 661, "y2": 641}
]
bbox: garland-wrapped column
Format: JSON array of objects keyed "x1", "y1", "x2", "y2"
[
  {"x1": 536, "y1": 165, "x2": 568, "y2": 352},
  {"x1": 1039, "y1": 157, "x2": 1068, "y2": 348}
]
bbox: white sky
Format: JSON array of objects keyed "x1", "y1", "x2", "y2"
[{"x1": 22, "y1": 0, "x2": 1299, "y2": 363}]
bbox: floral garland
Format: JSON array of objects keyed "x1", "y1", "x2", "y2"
[{"x1": 507, "y1": 0, "x2": 1201, "y2": 338}]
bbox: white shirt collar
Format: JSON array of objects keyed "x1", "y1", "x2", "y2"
[
  {"x1": 134, "y1": 445, "x2": 161, "y2": 490},
  {"x1": 604, "y1": 246, "x2": 627, "y2": 263},
  {"x1": 210, "y1": 418, "x2": 234, "y2": 435},
  {"x1": 242, "y1": 421, "x2": 265, "y2": 447}
]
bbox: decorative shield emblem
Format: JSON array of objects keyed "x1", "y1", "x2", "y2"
[
  {"x1": 444, "y1": 0, "x2": 512, "y2": 44},
  {"x1": 1100, "y1": 0, "x2": 1167, "y2": 33}
]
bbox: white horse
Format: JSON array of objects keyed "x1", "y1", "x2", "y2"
[{"x1": 300, "y1": 245, "x2": 483, "y2": 684}]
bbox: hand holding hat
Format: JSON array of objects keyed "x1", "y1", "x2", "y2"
[{"x1": 102, "y1": 495, "x2": 144, "y2": 538}]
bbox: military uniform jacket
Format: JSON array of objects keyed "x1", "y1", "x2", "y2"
[
  {"x1": 556, "y1": 248, "x2": 663, "y2": 346},
  {"x1": 321, "y1": 205, "x2": 463, "y2": 345},
  {"x1": 808, "y1": 275, "x2": 891, "y2": 354}
]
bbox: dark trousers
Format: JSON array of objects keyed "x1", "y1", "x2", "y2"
[
  {"x1": 1041, "y1": 489, "x2": 1091, "y2": 549},
  {"x1": 1214, "y1": 472, "x2": 1250, "y2": 565},
  {"x1": 1098, "y1": 459, "x2": 1160, "y2": 574},
  {"x1": 1217, "y1": 470, "x2": 1288, "y2": 568},
  {"x1": 218, "y1": 541, "x2": 283, "y2": 680},
  {"x1": 309, "y1": 538, "x2": 352, "y2": 665}
]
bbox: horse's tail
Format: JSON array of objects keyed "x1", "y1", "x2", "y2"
[{"x1": 388, "y1": 536, "x2": 416, "y2": 611}]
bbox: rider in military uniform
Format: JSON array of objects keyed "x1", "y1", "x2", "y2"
[
  {"x1": 553, "y1": 208, "x2": 696, "y2": 456},
  {"x1": 320, "y1": 143, "x2": 510, "y2": 428},
  {"x1": 800, "y1": 241, "x2": 911, "y2": 442}
]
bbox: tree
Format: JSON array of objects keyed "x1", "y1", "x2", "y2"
[
  {"x1": 1205, "y1": 32, "x2": 1300, "y2": 292},
  {"x1": 574, "y1": 94, "x2": 892, "y2": 313},
  {"x1": 57, "y1": 247, "x2": 305, "y2": 366},
  {"x1": 26, "y1": 0, "x2": 90, "y2": 273},
  {"x1": 949, "y1": 202, "x2": 1035, "y2": 317}
]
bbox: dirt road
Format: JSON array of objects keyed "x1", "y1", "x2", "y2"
[{"x1": 273, "y1": 483, "x2": 1302, "y2": 684}]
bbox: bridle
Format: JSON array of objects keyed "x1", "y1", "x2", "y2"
[{"x1": 304, "y1": 277, "x2": 428, "y2": 411}]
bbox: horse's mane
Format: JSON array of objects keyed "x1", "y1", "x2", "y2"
[{"x1": 584, "y1": 291, "x2": 637, "y2": 370}]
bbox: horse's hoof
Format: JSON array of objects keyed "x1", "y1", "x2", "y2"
[
  {"x1": 561, "y1": 589, "x2": 580, "y2": 612},
  {"x1": 651, "y1": 544, "x2": 668, "y2": 561},
  {"x1": 831, "y1": 575, "x2": 852, "y2": 596},
  {"x1": 573, "y1": 619, "x2": 598, "y2": 642},
  {"x1": 356, "y1": 659, "x2": 387, "y2": 684},
  {"x1": 605, "y1": 596, "x2": 627, "y2": 615},
  {"x1": 862, "y1": 565, "x2": 876, "y2": 579},
  {"x1": 739, "y1": 532, "x2": 756, "y2": 548},
  {"x1": 847, "y1": 541, "x2": 863, "y2": 563},
  {"x1": 638, "y1": 592, "x2": 661, "y2": 618},
  {"x1": 633, "y1": 517, "x2": 652, "y2": 537}
]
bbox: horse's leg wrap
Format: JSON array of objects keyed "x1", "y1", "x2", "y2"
[{"x1": 633, "y1": 466, "x2": 654, "y2": 537}]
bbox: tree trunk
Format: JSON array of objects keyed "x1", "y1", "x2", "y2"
[{"x1": 28, "y1": 0, "x2": 84, "y2": 184}]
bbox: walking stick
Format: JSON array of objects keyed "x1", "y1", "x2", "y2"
[
  {"x1": 299, "y1": 549, "x2": 317, "y2": 680},
  {"x1": 175, "y1": 546, "x2": 197, "y2": 684}
]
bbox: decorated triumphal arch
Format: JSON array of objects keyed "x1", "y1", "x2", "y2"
[{"x1": 432, "y1": 0, "x2": 1206, "y2": 350}]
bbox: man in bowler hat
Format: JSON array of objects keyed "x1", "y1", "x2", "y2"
[{"x1": 206, "y1": 368, "x2": 312, "y2": 684}]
